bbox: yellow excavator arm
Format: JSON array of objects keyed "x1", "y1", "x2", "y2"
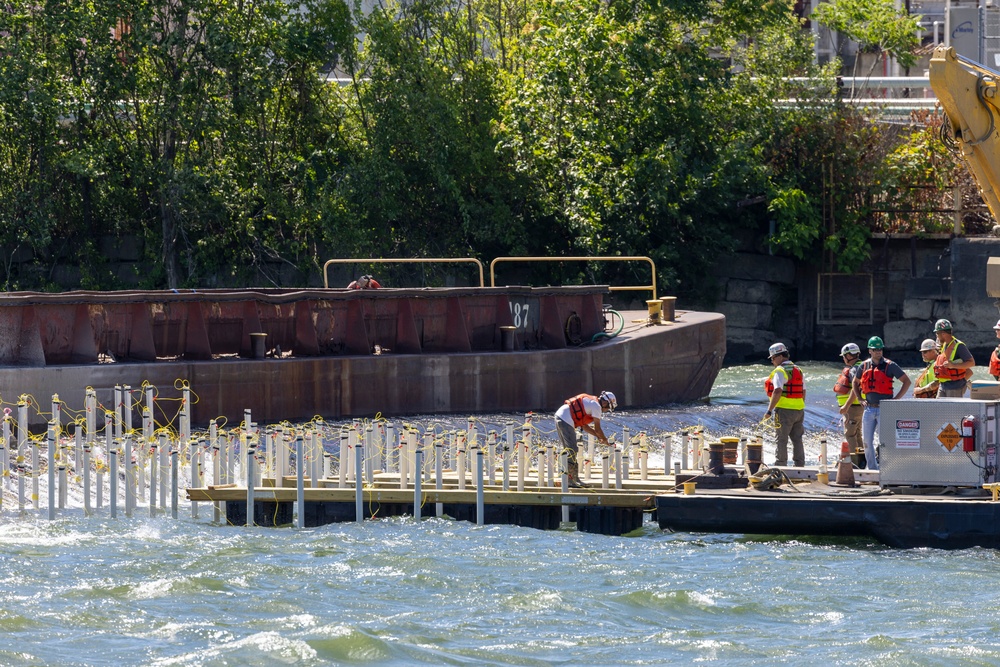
[{"x1": 930, "y1": 45, "x2": 1000, "y2": 224}]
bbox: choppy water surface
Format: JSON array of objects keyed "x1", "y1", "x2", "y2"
[{"x1": 5, "y1": 362, "x2": 1000, "y2": 666}]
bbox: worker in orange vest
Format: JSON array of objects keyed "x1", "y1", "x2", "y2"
[
  {"x1": 933, "y1": 319, "x2": 974, "y2": 397},
  {"x1": 554, "y1": 391, "x2": 615, "y2": 487}
]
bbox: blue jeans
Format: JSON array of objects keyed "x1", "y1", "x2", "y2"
[{"x1": 862, "y1": 405, "x2": 880, "y2": 470}]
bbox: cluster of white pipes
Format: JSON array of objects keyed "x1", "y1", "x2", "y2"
[{"x1": 0, "y1": 384, "x2": 775, "y2": 525}]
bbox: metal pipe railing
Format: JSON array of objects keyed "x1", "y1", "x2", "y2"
[
  {"x1": 322, "y1": 257, "x2": 485, "y2": 289},
  {"x1": 489, "y1": 255, "x2": 657, "y2": 300}
]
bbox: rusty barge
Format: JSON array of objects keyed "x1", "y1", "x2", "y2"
[{"x1": 0, "y1": 285, "x2": 725, "y2": 426}]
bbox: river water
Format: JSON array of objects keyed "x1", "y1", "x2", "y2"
[{"x1": 5, "y1": 361, "x2": 1000, "y2": 666}]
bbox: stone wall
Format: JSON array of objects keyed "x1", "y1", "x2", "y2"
[{"x1": 711, "y1": 236, "x2": 1000, "y2": 365}]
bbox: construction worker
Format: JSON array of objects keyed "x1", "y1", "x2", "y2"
[
  {"x1": 554, "y1": 391, "x2": 615, "y2": 487},
  {"x1": 833, "y1": 343, "x2": 864, "y2": 456},
  {"x1": 764, "y1": 342, "x2": 805, "y2": 467},
  {"x1": 913, "y1": 338, "x2": 941, "y2": 398},
  {"x1": 840, "y1": 336, "x2": 910, "y2": 470},
  {"x1": 933, "y1": 319, "x2": 974, "y2": 397},
  {"x1": 990, "y1": 319, "x2": 1000, "y2": 380},
  {"x1": 347, "y1": 275, "x2": 382, "y2": 289}
]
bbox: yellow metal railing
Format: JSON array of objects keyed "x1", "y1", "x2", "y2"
[
  {"x1": 489, "y1": 256, "x2": 657, "y2": 300},
  {"x1": 323, "y1": 258, "x2": 485, "y2": 289}
]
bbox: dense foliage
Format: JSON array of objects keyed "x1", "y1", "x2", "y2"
[{"x1": 0, "y1": 0, "x2": 977, "y2": 298}]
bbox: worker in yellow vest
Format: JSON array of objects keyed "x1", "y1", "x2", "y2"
[
  {"x1": 933, "y1": 319, "x2": 974, "y2": 397},
  {"x1": 833, "y1": 343, "x2": 863, "y2": 454},
  {"x1": 913, "y1": 339, "x2": 940, "y2": 398},
  {"x1": 764, "y1": 342, "x2": 805, "y2": 467}
]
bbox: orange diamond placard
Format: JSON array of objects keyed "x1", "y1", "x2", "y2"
[{"x1": 938, "y1": 423, "x2": 962, "y2": 452}]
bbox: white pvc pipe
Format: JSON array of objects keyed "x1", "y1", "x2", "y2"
[
  {"x1": 365, "y1": 426, "x2": 374, "y2": 485},
  {"x1": 386, "y1": 423, "x2": 396, "y2": 473},
  {"x1": 149, "y1": 437, "x2": 158, "y2": 517},
  {"x1": 516, "y1": 440, "x2": 526, "y2": 492},
  {"x1": 170, "y1": 446, "x2": 179, "y2": 520},
  {"x1": 487, "y1": 431, "x2": 497, "y2": 485},
  {"x1": 346, "y1": 426, "x2": 357, "y2": 483},
  {"x1": 585, "y1": 433, "x2": 594, "y2": 481},
  {"x1": 540, "y1": 442, "x2": 550, "y2": 488},
  {"x1": 114, "y1": 386, "x2": 122, "y2": 439},
  {"x1": 47, "y1": 423, "x2": 56, "y2": 520},
  {"x1": 17, "y1": 464, "x2": 25, "y2": 512},
  {"x1": 435, "y1": 436, "x2": 444, "y2": 518},
  {"x1": 561, "y1": 451, "x2": 569, "y2": 524},
  {"x1": 181, "y1": 388, "x2": 191, "y2": 452},
  {"x1": 191, "y1": 438, "x2": 203, "y2": 520},
  {"x1": 123, "y1": 385, "x2": 132, "y2": 438},
  {"x1": 413, "y1": 448, "x2": 423, "y2": 521},
  {"x1": 615, "y1": 448, "x2": 623, "y2": 489},
  {"x1": 339, "y1": 430, "x2": 348, "y2": 488},
  {"x1": 602, "y1": 453, "x2": 610, "y2": 489},
  {"x1": 457, "y1": 437, "x2": 467, "y2": 491},
  {"x1": 83, "y1": 441, "x2": 92, "y2": 515},
  {"x1": 109, "y1": 439, "x2": 118, "y2": 519},
  {"x1": 159, "y1": 433, "x2": 169, "y2": 509},
  {"x1": 245, "y1": 445, "x2": 255, "y2": 526},
  {"x1": 58, "y1": 464, "x2": 67, "y2": 510},
  {"x1": 125, "y1": 435, "x2": 134, "y2": 517},
  {"x1": 74, "y1": 427, "x2": 82, "y2": 482},
  {"x1": 86, "y1": 388, "x2": 96, "y2": 442},
  {"x1": 355, "y1": 438, "x2": 364, "y2": 524},
  {"x1": 622, "y1": 427, "x2": 630, "y2": 470},
  {"x1": 32, "y1": 416, "x2": 41, "y2": 509},
  {"x1": 311, "y1": 430, "x2": 322, "y2": 484},
  {"x1": 1, "y1": 415, "x2": 9, "y2": 484},
  {"x1": 681, "y1": 432, "x2": 689, "y2": 470},
  {"x1": 475, "y1": 447, "x2": 484, "y2": 526},
  {"x1": 502, "y1": 437, "x2": 510, "y2": 491},
  {"x1": 296, "y1": 435, "x2": 305, "y2": 529}
]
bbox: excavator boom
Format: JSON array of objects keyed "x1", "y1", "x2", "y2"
[{"x1": 929, "y1": 45, "x2": 1000, "y2": 225}]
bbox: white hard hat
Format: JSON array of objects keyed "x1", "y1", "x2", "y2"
[
  {"x1": 994, "y1": 319, "x2": 1000, "y2": 331},
  {"x1": 840, "y1": 343, "x2": 860, "y2": 357},
  {"x1": 598, "y1": 391, "x2": 617, "y2": 411},
  {"x1": 768, "y1": 342, "x2": 788, "y2": 359},
  {"x1": 919, "y1": 338, "x2": 939, "y2": 352}
]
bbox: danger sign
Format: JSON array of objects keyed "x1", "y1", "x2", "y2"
[{"x1": 895, "y1": 420, "x2": 920, "y2": 448}]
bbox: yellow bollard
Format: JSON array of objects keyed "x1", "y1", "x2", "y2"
[
  {"x1": 646, "y1": 300, "x2": 662, "y2": 324},
  {"x1": 683, "y1": 481, "x2": 696, "y2": 495}
]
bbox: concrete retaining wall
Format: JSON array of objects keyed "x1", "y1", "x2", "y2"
[{"x1": 712, "y1": 236, "x2": 1000, "y2": 365}]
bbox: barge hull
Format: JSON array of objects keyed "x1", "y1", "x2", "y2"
[
  {"x1": 656, "y1": 491, "x2": 1000, "y2": 550},
  {"x1": 3, "y1": 310, "x2": 724, "y2": 426}
]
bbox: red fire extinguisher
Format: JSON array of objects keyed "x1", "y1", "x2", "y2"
[{"x1": 962, "y1": 416, "x2": 977, "y2": 453}]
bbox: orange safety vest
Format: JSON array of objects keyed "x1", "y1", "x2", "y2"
[
  {"x1": 991, "y1": 346, "x2": 1000, "y2": 380},
  {"x1": 860, "y1": 359, "x2": 894, "y2": 395},
  {"x1": 833, "y1": 362, "x2": 861, "y2": 406},
  {"x1": 934, "y1": 338, "x2": 967, "y2": 382},
  {"x1": 565, "y1": 394, "x2": 597, "y2": 427},
  {"x1": 765, "y1": 364, "x2": 804, "y2": 399}
]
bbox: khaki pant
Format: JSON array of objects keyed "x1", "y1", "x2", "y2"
[
  {"x1": 774, "y1": 407, "x2": 805, "y2": 467},
  {"x1": 937, "y1": 384, "x2": 967, "y2": 398},
  {"x1": 842, "y1": 403, "x2": 863, "y2": 453}
]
